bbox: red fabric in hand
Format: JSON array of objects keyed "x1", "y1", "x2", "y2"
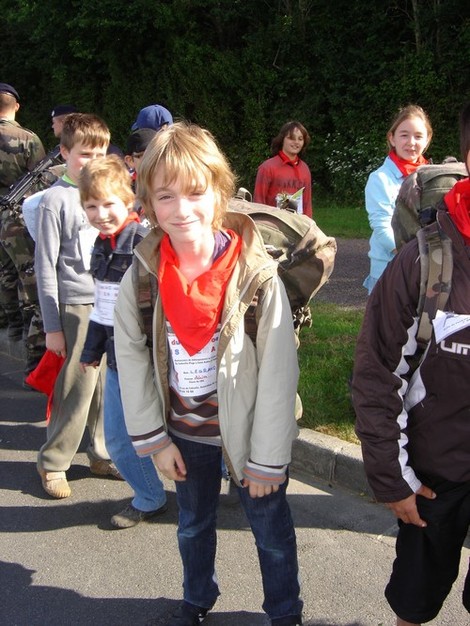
[{"x1": 24, "y1": 350, "x2": 65, "y2": 421}]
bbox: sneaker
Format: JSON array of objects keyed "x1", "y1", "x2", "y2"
[
  {"x1": 111, "y1": 502, "x2": 168, "y2": 529},
  {"x1": 89, "y1": 459, "x2": 124, "y2": 480},
  {"x1": 37, "y1": 466, "x2": 71, "y2": 499},
  {"x1": 167, "y1": 601, "x2": 209, "y2": 625}
]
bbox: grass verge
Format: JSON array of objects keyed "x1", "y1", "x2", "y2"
[
  {"x1": 314, "y1": 202, "x2": 370, "y2": 239},
  {"x1": 297, "y1": 302, "x2": 364, "y2": 444}
]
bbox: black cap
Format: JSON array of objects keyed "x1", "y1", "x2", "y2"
[
  {"x1": 51, "y1": 104, "x2": 78, "y2": 118},
  {"x1": 0, "y1": 83, "x2": 20, "y2": 102},
  {"x1": 126, "y1": 128, "x2": 157, "y2": 155}
]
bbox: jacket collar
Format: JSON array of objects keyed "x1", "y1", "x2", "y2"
[{"x1": 134, "y1": 211, "x2": 276, "y2": 284}]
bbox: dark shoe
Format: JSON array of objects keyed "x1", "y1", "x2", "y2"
[
  {"x1": 167, "y1": 601, "x2": 209, "y2": 625},
  {"x1": 89, "y1": 459, "x2": 124, "y2": 480},
  {"x1": 111, "y1": 502, "x2": 168, "y2": 529},
  {"x1": 270, "y1": 617, "x2": 303, "y2": 626}
]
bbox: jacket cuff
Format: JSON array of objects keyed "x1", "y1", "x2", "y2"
[
  {"x1": 242, "y1": 460, "x2": 287, "y2": 486},
  {"x1": 131, "y1": 430, "x2": 172, "y2": 457}
]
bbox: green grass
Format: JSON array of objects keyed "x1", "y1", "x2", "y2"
[
  {"x1": 286, "y1": 199, "x2": 370, "y2": 442},
  {"x1": 313, "y1": 202, "x2": 371, "y2": 239},
  {"x1": 297, "y1": 302, "x2": 364, "y2": 444}
]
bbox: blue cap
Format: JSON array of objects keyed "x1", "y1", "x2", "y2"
[
  {"x1": 131, "y1": 104, "x2": 173, "y2": 131},
  {"x1": 0, "y1": 83, "x2": 20, "y2": 102},
  {"x1": 51, "y1": 104, "x2": 78, "y2": 118}
]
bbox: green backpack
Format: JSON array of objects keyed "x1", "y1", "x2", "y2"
[
  {"x1": 392, "y1": 161, "x2": 467, "y2": 349},
  {"x1": 228, "y1": 190, "x2": 337, "y2": 333},
  {"x1": 392, "y1": 162, "x2": 468, "y2": 249}
]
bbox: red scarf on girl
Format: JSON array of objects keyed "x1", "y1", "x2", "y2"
[
  {"x1": 444, "y1": 178, "x2": 470, "y2": 244},
  {"x1": 388, "y1": 150, "x2": 428, "y2": 177},
  {"x1": 157, "y1": 230, "x2": 242, "y2": 356},
  {"x1": 98, "y1": 212, "x2": 141, "y2": 249},
  {"x1": 278, "y1": 150, "x2": 300, "y2": 167}
]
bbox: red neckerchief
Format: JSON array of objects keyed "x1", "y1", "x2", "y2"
[
  {"x1": 388, "y1": 150, "x2": 428, "y2": 177},
  {"x1": 278, "y1": 150, "x2": 300, "y2": 167},
  {"x1": 158, "y1": 230, "x2": 242, "y2": 356},
  {"x1": 444, "y1": 177, "x2": 470, "y2": 244},
  {"x1": 98, "y1": 212, "x2": 140, "y2": 250}
]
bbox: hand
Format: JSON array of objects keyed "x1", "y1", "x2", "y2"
[
  {"x1": 244, "y1": 479, "x2": 279, "y2": 498},
  {"x1": 46, "y1": 331, "x2": 66, "y2": 358},
  {"x1": 153, "y1": 443, "x2": 187, "y2": 482},
  {"x1": 386, "y1": 484, "x2": 436, "y2": 527},
  {"x1": 80, "y1": 361, "x2": 100, "y2": 373}
]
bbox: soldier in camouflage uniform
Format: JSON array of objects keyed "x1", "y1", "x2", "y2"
[{"x1": 0, "y1": 83, "x2": 46, "y2": 376}]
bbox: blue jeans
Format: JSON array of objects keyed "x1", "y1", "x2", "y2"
[
  {"x1": 104, "y1": 368, "x2": 167, "y2": 512},
  {"x1": 174, "y1": 436, "x2": 303, "y2": 621}
]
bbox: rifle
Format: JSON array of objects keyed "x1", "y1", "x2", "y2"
[{"x1": 0, "y1": 145, "x2": 62, "y2": 216}]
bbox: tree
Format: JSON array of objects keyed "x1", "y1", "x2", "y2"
[{"x1": 0, "y1": 0, "x2": 467, "y2": 201}]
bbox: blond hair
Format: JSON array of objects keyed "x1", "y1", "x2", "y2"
[
  {"x1": 61, "y1": 112, "x2": 110, "y2": 151},
  {"x1": 79, "y1": 154, "x2": 134, "y2": 207},
  {"x1": 386, "y1": 104, "x2": 433, "y2": 151},
  {"x1": 137, "y1": 121, "x2": 236, "y2": 230}
]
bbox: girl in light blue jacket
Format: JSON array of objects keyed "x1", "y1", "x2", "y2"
[{"x1": 364, "y1": 104, "x2": 432, "y2": 294}]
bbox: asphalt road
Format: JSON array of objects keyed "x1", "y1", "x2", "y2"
[{"x1": 315, "y1": 238, "x2": 370, "y2": 309}]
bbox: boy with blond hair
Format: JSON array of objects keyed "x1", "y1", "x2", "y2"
[
  {"x1": 79, "y1": 155, "x2": 167, "y2": 528},
  {"x1": 114, "y1": 122, "x2": 302, "y2": 625},
  {"x1": 35, "y1": 113, "x2": 120, "y2": 499}
]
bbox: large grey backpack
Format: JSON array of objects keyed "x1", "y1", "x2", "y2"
[{"x1": 392, "y1": 162, "x2": 467, "y2": 350}]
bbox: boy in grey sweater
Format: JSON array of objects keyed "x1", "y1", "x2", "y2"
[{"x1": 35, "y1": 113, "x2": 121, "y2": 499}]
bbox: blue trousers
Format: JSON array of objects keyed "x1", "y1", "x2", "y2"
[
  {"x1": 104, "y1": 368, "x2": 166, "y2": 512},
  {"x1": 174, "y1": 435, "x2": 303, "y2": 622}
]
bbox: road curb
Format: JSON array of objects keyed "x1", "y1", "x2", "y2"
[
  {"x1": 292, "y1": 428, "x2": 371, "y2": 496},
  {"x1": 0, "y1": 328, "x2": 372, "y2": 497}
]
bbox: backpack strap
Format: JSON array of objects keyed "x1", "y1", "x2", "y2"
[
  {"x1": 416, "y1": 221, "x2": 453, "y2": 350},
  {"x1": 132, "y1": 256, "x2": 158, "y2": 348},
  {"x1": 243, "y1": 287, "x2": 264, "y2": 346}
]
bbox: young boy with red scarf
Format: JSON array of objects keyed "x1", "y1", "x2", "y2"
[
  {"x1": 352, "y1": 102, "x2": 470, "y2": 626},
  {"x1": 363, "y1": 104, "x2": 433, "y2": 294},
  {"x1": 79, "y1": 155, "x2": 167, "y2": 528},
  {"x1": 114, "y1": 122, "x2": 303, "y2": 625}
]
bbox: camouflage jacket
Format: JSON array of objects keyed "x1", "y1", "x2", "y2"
[{"x1": 0, "y1": 119, "x2": 46, "y2": 196}]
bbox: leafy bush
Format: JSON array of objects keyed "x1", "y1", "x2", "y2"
[{"x1": 323, "y1": 132, "x2": 384, "y2": 204}]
